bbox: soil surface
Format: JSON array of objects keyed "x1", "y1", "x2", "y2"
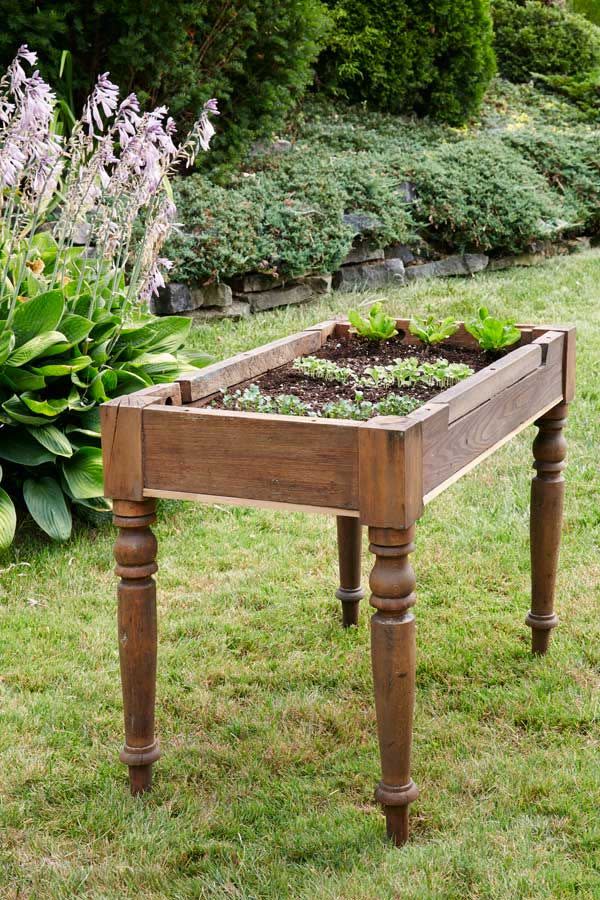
[{"x1": 209, "y1": 332, "x2": 494, "y2": 410}]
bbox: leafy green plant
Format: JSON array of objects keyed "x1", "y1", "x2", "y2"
[
  {"x1": 0, "y1": 0, "x2": 329, "y2": 169},
  {"x1": 493, "y1": 0, "x2": 600, "y2": 83},
  {"x1": 387, "y1": 358, "x2": 422, "y2": 387},
  {"x1": 419, "y1": 359, "x2": 474, "y2": 387},
  {"x1": 466, "y1": 307, "x2": 521, "y2": 351},
  {"x1": 0, "y1": 49, "x2": 216, "y2": 547},
  {"x1": 373, "y1": 394, "x2": 421, "y2": 416},
  {"x1": 220, "y1": 385, "x2": 312, "y2": 416},
  {"x1": 409, "y1": 316, "x2": 459, "y2": 345},
  {"x1": 293, "y1": 356, "x2": 356, "y2": 383},
  {"x1": 348, "y1": 303, "x2": 398, "y2": 341},
  {"x1": 320, "y1": 0, "x2": 495, "y2": 125}
]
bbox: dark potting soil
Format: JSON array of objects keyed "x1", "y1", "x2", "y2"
[{"x1": 209, "y1": 332, "x2": 494, "y2": 410}]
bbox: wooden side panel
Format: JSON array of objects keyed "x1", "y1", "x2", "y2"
[
  {"x1": 358, "y1": 418, "x2": 423, "y2": 528},
  {"x1": 142, "y1": 407, "x2": 360, "y2": 510},
  {"x1": 431, "y1": 344, "x2": 542, "y2": 423},
  {"x1": 101, "y1": 384, "x2": 181, "y2": 501},
  {"x1": 177, "y1": 331, "x2": 321, "y2": 402},
  {"x1": 422, "y1": 339, "x2": 564, "y2": 494}
]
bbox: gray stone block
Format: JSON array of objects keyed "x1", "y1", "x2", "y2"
[
  {"x1": 385, "y1": 243, "x2": 416, "y2": 265},
  {"x1": 343, "y1": 239, "x2": 385, "y2": 266},
  {"x1": 334, "y1": 259, "x2": 405, "y2": 291},
  {"x1": 190, "y1": 282, "x2": 232, "y2": 308},
  {"x1": 152, "y1": 282, "x2": 192, "y2": 315},
  {"x1": 300, "y1": 273, "x2": 333, "y2": 294},
  {"x1": 246, "y1": 282, "x2": 316, "y2": 312},
  {"x1": 230, "y1": 273, "x2": 286, "y2": 293},
  {"x1": 188, "y1": 300, "x2": 250, "y2": 322},
  {"x1": 343, "y1": 211, "x2": 384, "y2": 236},
  {"x1": 405, "y1": 253, "x2": 488, "y2": 281}
]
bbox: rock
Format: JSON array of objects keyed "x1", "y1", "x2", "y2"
[
  {"x1": 333, "y1": 259, "x2": 405, "y2": 291},
  {"x1": 152, "y1": 282, "x2": 192, "y2": 315},
  {"x1": 245, "y1": 282, "x2": 317, "y2": 312},
  {"x1": 564, "y1": 236, "x2": 591, "y2": 254},
  {"x1": 230, "y1": 272, "x2": 286, "y2": 293},
  {"x1": 300, "y1": 273, "x2": 333, "y2": 295},
  {"x1": 343, "y1": 239, "x2": 385, "y2": 266},
  {"x1": 405, "y1": 253, "x2": 489, "y2": 281},
  {"x1": 397, "y1": 181, "x2": 417, "y2": 203},
  {"x1": 343, "y1": 212, "x2": 384, "y2": 236},
  {"x1": 385, "y1": 243, "x2": 416, "y2": 265},
  {"x1": 250, "y1": 138, "x2": 293, "y2": 157},
  {"x1": 190, "y1": 282, "x2": 232, "y2": 308},
  {"x1": 188, "y1": 300, "x2": 250, "y2": 322}
]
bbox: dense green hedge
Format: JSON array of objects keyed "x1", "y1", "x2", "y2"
[
  {"x1": 0, "y1": 0, "x2": 328, "y2": 165},
  {"x1": 318, "y1": 0, "x2": 496, "y2": 125},
  {"x1": 167, "y1": 86, "x2": 600, "y2": 284},
  {"x1": 493, "y1": 0, "x2": 600, "y2": 82}
]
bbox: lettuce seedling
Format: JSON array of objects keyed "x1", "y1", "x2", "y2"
[
  {"x1": 409, "y1": 315, "x2": 458, "y2": 345},
  {"x1": 348, "y1": 303, "x2": 398, "y2": 341},
  {"x1": 466, "y1": 307, "x2": 521, "y2": 351}
]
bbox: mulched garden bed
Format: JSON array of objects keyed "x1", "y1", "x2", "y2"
[{"x1": 210, "y1": 332, "x2": 492, "y2": 408}]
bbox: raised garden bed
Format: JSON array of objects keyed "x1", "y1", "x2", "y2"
[{"x1": 101, "y1": 316, "x2": 575, "y2": 847}]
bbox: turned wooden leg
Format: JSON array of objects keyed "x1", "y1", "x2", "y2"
[
  {"x1": 113, "y1": 499, "x2": 161, "y2": 794},
  {"x1": 526, "y1": 402, "x2": 568, "y2": 655},
  {"x1": 369, "y1": 526, "x2": 419, "y2": 846},
  {"x1": 335, "y1": 516, "x2": 365, "y2": 627}
]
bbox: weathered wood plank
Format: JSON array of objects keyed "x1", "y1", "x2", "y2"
[
  {"x1": 422, "y1": 343, "x2": 564, "y2": 494},
  {"x1": 430, "y1": 344, "x2": 542, "y2": 423},
  {"x1": 142, "y1": 406, "x2": 360, "y2": 510},
  {"x1": 101, "y1": 384, "x2": 181, "y2": 500},
  {"x1": 177, "y1": 331, "x2": 321, "y2": 402},
  {"x1": 358, "y1": 417, "x2": 423, "y2": 528}
]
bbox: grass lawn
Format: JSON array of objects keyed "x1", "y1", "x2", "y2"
[{"x1": 1, "y1": 250, "x2": 599, "y2": 899}]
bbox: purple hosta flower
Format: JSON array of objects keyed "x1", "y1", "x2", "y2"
[
  {"x1": 8, "y1": 45, "x2": 38, "y2": 99},
  {"x1": 140, "y1": 257, "x2": 173, "y2": 301},
  {"x1": 82, "y1": 72, "x2": 119, "y2": 137},
  {"x1": 115, "y1": 93, "x2": 141, "y2": 148},
  {"x1": 180, "y1": 99, "x2": 219, "y2": 166}
]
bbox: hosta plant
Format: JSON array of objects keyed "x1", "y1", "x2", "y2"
[{"x1": 0, "y1": 46, "x2": 218, "y2": 547}]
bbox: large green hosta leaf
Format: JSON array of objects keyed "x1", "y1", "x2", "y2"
[
  {"x1": 115, "y1": 316, "x2": 191, "y2": 356},
  {"x1": 12, "y1": 290, "x2": 64, "y2": 346},
  {"x1": 21, "y1": 394, "x2": 69, "y2": 417},
  {"x1": 32, "y1": 355, "x2": 92, "y2": 376},
  {"x1": 7, "y1": 331, "x2": 66, "y2": 366},
  {"x1": 23, "y1": 476, "x2": 72, "y2": 541},
  {"x1": 27, "y1": 424, "x2": 73, "y2": 457},
  {"x1": 0, "y1": 485, "x2": 16, "y2": 549},
  {"x1": 0, "y1": 429, "x2": 55, "y2": 465},
  {"x1": 0, "y1": 330, "x2": 15, "y2": 365},
  {"x1": 61, "y1": 447, "x2": 103, "y2": 499},
  {"x1": 2, "y1": 396, "x2": 59, "y2": 425},
  {"x1": 0, "y1": 365, "x2": 46, "y2": 391}
]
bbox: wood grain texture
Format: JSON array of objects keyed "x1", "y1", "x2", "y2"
[
  {"x1": 422, "y1": 341, "x2": 564, "y2": 494},
  {"x1": 369, "y1": 526, "x2": 419, "y2": 846},
  {"x1": 101, "y1": 384, "x2": 181, "y2": 501},
  {"x1": 431, "y1": 344, "x2": 542, "y2": 423},
  {"x1": 526, "y1": 402, "x2": 568, "y2": 654},
  {"x1": 177, "y1": 331, "x2": 322, "y2": 402},
  {"x1": 335, "y1": 516, "x2": 364, "y2": 626},
  {"x1": 113, "y1": 499, "x2": 160, "y2": 794},
  {"x1": 143, "y1": 406, "x2": 360, "y2": 510},
  {"x1": 358, "y1": 417, "x2": 423, "y2": 529}
]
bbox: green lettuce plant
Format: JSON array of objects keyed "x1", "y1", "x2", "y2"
[
  {"x1": 466, "y1": 307, "x2": 521, "y2": 352},
  {"x1": 348, "y1": 303, "x2": 398, "y2": 341},
  {"x1": 409, "y1": 315, "x2": 459, "y2": 345},
  {"x1": 0, "y1": 47, "x2": 217, "y2": 547},
  {"x1": 293, "y1": 356, "x2": 356, "y2": 383}
]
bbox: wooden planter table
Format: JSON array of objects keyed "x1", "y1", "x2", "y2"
[{"x1": 101, "y1": 317, "x2": 575, "y2": 846}]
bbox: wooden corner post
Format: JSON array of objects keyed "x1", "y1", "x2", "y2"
[
  {"x1": 359, "y1": 417, "x2": 424, "y2": 846},
  {"x1": 101, "y1": 385, "x2": 180, "y2": 795}
]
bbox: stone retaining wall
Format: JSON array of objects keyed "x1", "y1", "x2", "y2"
[{"x1": 152, "y1": 234, "x2": 591, "y2": 321}]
